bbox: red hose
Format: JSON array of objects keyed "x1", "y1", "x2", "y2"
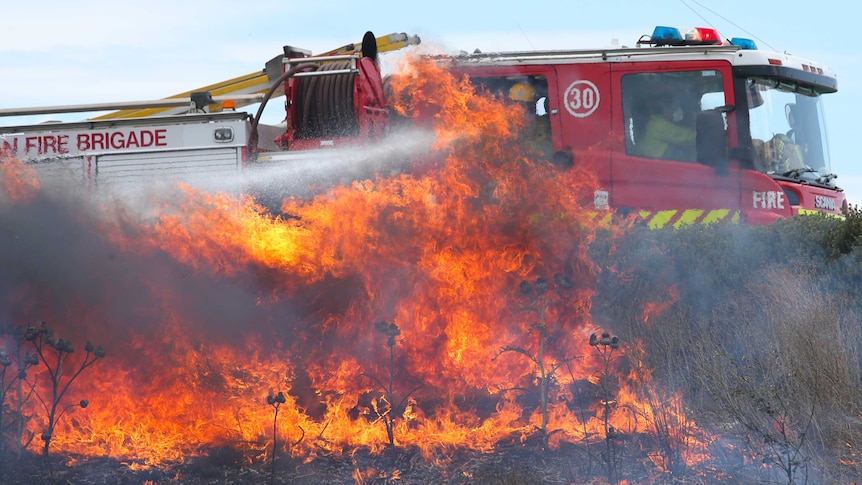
[{"x1": 247, "y1": 62, "x2": 320, "y2": 162}]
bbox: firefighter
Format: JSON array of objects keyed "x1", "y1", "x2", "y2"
[
  {"x1": 508, "y1": 81, "x2": 553, "y2": 158},
  {"x1": 637, "y1": 93, "x2": 696, "y2": 161},
  {"x1": 752, "y1": 133, "x2": 805, "y2": 174}
]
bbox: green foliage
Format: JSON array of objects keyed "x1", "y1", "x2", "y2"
[{"x1": 826, "y1": 204, "x2": 862, "y2": 256}]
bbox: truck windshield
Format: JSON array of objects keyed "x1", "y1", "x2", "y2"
[{"x1": 745, "y1": 77, "x2": 831, "y2": 178}]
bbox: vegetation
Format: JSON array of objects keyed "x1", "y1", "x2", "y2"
[
  {"x1": 590, "y1": 206, "x2": 862, "y2": 483},
  {"x1": 4, "y1": 208, "x2": 862, "y2": 483},
  {"x1": 361, "y1": 320, "x2": 421, "y2": 448},
  {"x1": 494, "y1": 275, "x2": 582, "y2": 450},
  {"x1": 0, "y1": 321, "x2": 105, "y2": 480}
]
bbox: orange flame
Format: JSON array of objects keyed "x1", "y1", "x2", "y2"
[
  {"x1": 0, "y1": 54, "x2": 710, "y2": 474},
  {"x1": 0, "y1": 150, "x2": 41, "y2": 203},
  {"x1": 642, "y1": 285, "x2": 680, "y2": 327}
]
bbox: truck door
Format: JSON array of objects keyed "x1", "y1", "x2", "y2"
[
  {"x1": 552, "y1": 63, "x2": 612, "y2": 192},
  {"x1": 608, "y1": 62, "x2": 740, "y2": 228},
  {"x1": 462, "y1": 66, "x2": 562, "y2": 161}
]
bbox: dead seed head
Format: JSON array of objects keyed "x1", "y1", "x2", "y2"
[
  {"x1": 267, "y1": 391, "x2": 287, "y2": 406},
  {"x1": 24, "y1": 325, "x2": 39, "y2": 341},
  {"x1": 56, "y1": 338, "x2": 74, "y2": 353},
  {"x1": 599, "y1": 333, "x2": 612, "y2": 346},
  {"x1": 553, "y1": 273, "x2": 572, "y2": 289},
  {"x1": 535, "y1": 277, "x2": 549, "y2": 293},
  {"x1": 590, "y1": 332, "x2": 620, "y2": 348},
  {"x1": 375, "y1": 321, "x2": 401, "y2": 345}
]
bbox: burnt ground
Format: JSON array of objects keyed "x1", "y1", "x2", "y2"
[{"x1": 0, "y1": 435, "x2": 757, "y2": 485}]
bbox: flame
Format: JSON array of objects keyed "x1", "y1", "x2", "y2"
[
  {"x1": 0, "y1": 54, "x2": 712, "y2": 476},
  {"x1": 0, "y1": 149, "x2": 40, "y2": 203},
  {"x1": 642, "y1": 285, "x2": 680, "y2": 326}
]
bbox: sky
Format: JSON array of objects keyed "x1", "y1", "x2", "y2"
[{"x1": 2, "y1": 0, "x2": 859, "y2": 203}]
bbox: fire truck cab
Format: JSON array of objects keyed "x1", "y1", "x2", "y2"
[{"x1": 430, "y1": 26, "x2": 844, "y2": 226}]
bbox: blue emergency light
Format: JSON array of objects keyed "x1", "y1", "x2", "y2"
[{"x1": 730, "y1": 37, "x2": 757, "y2": 50}]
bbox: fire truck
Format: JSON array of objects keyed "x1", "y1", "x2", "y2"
[{"x1": 0, "y1": 27, "x2": 845, "y2": 226}]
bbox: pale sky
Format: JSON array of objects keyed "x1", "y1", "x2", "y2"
[{"x1": 2, "y1": 0, "x2": 858, "y2": 203}]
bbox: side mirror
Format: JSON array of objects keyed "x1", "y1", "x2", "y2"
[{"x1": 696, "y1": 110, "x2": 728, "y2": 175}]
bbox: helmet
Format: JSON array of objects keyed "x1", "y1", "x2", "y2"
[{"x1": 508, "y1": 82, "x2": 536, "y2": 102}]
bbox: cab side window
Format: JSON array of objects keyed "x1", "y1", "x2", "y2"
[
  {"x1": 472, "y1": 75, "x2": 552, "y2": 157},
  {"x1": 622, "y1": 70, "x2": 724, "y2": 163}
]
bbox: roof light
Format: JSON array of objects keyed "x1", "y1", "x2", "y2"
[
  {"x1": 651, "y1": 26, "x2": 684, "y2": 44},
  {"x1": 730, "y1": 37, "x2": 757, "y2": 50},
  {"x1": 689, "y1": 27, "x2": 721, "y2": 44},
  {"x1": 649, "y1": 26, "x2": 723, "y2": 46}
]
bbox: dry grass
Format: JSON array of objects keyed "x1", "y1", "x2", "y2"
[{"x1": 595, "y1": 219, "x2": 862, "y2": 484}]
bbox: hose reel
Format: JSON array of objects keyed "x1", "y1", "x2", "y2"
[{"x1": 295, "y1": 60, "x2": 358, "y2": 139}]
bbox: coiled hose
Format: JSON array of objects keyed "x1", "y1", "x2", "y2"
[{"x1": 295, "y1": 60, "x2": 358, "y2": 139}]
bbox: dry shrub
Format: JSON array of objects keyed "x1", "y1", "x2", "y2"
[
  {"x1": 678, "y1": 266, "x2": 862, "y2": 483},
  {"x1": 588, "y1": 212, "x2": 862, "y2": 482},
  {"x1": 753, "y1": 267, "x2": 862, "y2": 482}
]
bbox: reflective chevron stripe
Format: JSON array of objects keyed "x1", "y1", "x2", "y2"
[
  {"x1": 636, "y1": 209, "x2": 740, "y2": 229},
  {"x1": 797, "y1": 208, "x2": 845, "y2": 219}
]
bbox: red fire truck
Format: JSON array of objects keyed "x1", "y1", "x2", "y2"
[
  {"x1": 485, "y1": 26, "x2": 845, "y2": 226},
  {"x1": 0, "y1": 27, "x2": 845, "y2": 226}
]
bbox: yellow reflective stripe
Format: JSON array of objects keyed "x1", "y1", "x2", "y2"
[
  {"x1": 637, "y1": 208, "x2": 738, "y2": 229},
  {"x1": 798, "y1": 208, "x2": 844, "y2": 219},
  {"x1": 701, "y1": 209, "x2": 730, "y2": 225},
  {"x1": 674, "y1": 209, "x2": 704, "y2": 228},
  {"x1": 648, "y1": 210, "x2": 678, "y2": 229}
]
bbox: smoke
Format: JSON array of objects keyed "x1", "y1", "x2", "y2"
[
  {"x1": 0, "y1": 120, "x2": 434, "y2": 308},
  {"x1": 0, "y1": 171, "x2": 292, "y2": 345},
  {"x1": 0, "y1": 124, "x2": 439, "y2": 355}
]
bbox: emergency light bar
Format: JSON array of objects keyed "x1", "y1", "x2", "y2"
[
  {"x1": 649, "y1": 26, "x2": 722, "y2": 46},
  {"x1": 644, "y1": 25, "x2": 758, "y2": 50}
]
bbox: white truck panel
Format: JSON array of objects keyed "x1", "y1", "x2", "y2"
[
  {"x1": 1, "y1": 113, "x2": 249, "y2": 186},
  {"x1": 96, "y1": 148, "x2": 243, "y2": 182},
  {"x1": 96, "y1": 147, "x2": 242, "y2": 181}
]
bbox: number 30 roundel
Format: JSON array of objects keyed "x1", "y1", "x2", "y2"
[{"x1": 564, "y1": 80, "x2": 600, "y2": 118}]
